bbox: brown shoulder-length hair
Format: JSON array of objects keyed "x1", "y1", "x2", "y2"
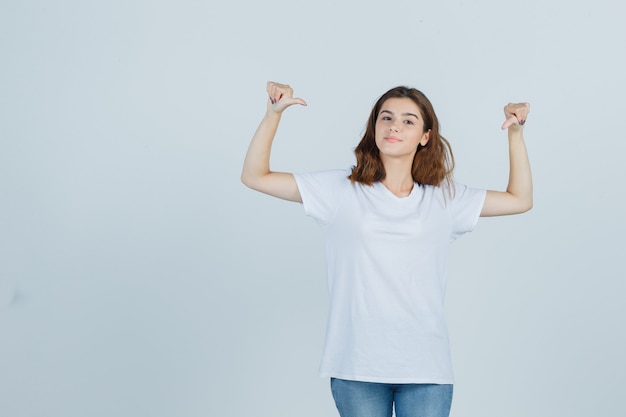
[{"x1": 348, "y1": 86, "x2": 454, "y2": 188}]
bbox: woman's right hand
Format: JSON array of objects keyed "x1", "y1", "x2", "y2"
[{"x1": 266, "y1": 81, "x2": 307, "y2": 113}]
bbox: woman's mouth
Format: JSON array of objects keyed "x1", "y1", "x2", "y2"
[{"x1": 384, "y1": 136, "x2": 401, "y2": 143}]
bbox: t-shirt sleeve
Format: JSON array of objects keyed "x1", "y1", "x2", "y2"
[
  {"x1": 293, "y1": 169, "x2": 349, "y2": 225},
  {"x1": 449, "y1": 183, "x2": 486, "y2": 240}
]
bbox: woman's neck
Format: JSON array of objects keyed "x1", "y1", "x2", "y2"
[{"x1": 381, "y1": 158, "x2": 415, "y2": 198}]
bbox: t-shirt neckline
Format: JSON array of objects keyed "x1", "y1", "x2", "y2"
[{"x1": 376, "y1": 181, "x2": 419, "y2": 200}]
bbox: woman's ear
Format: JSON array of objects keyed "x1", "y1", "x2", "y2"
[{"x1": 420, "y1": 129, "x2": 431, "y2": 146}]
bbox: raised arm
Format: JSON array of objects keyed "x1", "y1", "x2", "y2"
[
  {"x1": 480, "y1": 102, "x2": 533, "y2": 217},
  {"x1": 241, "y1": 82, "x2": 307, "y2": 202}
]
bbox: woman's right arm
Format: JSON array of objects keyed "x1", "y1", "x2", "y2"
[{"x1": 240, "y1": 81, "x2": 307, "y2": 202}]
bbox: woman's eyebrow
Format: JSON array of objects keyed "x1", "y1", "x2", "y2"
[{"x1": 380, "y1": 109, "x2": 419, "y2": 119}]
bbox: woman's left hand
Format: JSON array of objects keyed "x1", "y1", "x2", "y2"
[{"x1": 501, "y1": 102, "x2": 530, "y2": 130}]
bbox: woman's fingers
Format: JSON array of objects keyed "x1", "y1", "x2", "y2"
[
  {"x1": 501, "y1": 102, "x2": 530, "y2": 130},
  {"x1": 266, "y1": 81, "x2": 287, "y2": 103}
]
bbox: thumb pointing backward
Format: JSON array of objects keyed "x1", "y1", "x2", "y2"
[
  {"x1": 501, "y1": 116, "x2": 519, "y2": 130},
  {"x1": 290, "y1": 97, "x2": 307, "y2": 106}
]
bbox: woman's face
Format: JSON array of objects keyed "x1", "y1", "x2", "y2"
[{"x1": 374, "y1": 97, "x2": 430, "y2": 160}]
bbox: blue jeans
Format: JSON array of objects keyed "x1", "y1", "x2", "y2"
[{"x1": 330, "y1": 378, "x2": 453, "y2": 417}]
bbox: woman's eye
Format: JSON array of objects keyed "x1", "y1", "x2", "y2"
[
  {"x1": 381, "y1": 116, "x2": 391, "y2": 121},
  {"x1": 404, "y1": 120, "x2": 414, "y2": 125}
]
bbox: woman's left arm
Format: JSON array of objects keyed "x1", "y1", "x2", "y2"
[{"x1": 481, "y1": 102, "x2": 533, "y2": 217}]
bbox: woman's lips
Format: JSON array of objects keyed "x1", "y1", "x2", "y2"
[{"x1": 384, "y1": 136, "x2": 401, "y2": 143}]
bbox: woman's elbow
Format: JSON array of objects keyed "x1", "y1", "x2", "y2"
[
  {"x1": 519, "y1": 197, "x2": 533, "y2": 213},
  {"x1": 240, "y1": 172, "x2": 256, "y2": 190}
]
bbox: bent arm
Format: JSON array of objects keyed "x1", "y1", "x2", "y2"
[
  {"x1": 241, "y1": 82, "x2": 306, "y2": 203},
  {"x1": 241, "y1": 110, "x2": 302, "y2": 202},
  {"x1": 481, "y1": 103, "x2": 533, "y2": 217}
]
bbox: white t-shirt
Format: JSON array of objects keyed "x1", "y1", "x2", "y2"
[{"x1": 294, "y1": 168, "x2": 486, "y2": 384}]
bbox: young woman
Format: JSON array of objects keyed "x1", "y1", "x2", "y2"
[{"x1": 241, "y1": 81, "x2": 532, "y2": 417}]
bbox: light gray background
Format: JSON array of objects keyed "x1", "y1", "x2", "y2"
[{"x1": 1, "y1": 1, "x2": 624, "y2": 416}]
